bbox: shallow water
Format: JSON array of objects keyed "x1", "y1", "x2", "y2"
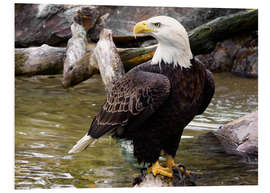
[{"x1": 15, "y1": 73, "x2": 258, "y2": 189}]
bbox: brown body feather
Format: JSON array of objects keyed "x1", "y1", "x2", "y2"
[{"x1": 88, "y1": 58, "x2": 215, "y2": 164}]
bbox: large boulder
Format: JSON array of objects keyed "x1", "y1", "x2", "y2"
[
  {"x1": 88, "y1": 6, "x2": 243, "y2": 41},
  {"x1": 196, "y1": 31, "x2": 258, "y2": 78},
  {"x1": 15, "y1": 4, "x2": 100, "y2": 47},
  {"x1": 15, "y1": 4, "x2": 243, "y2": 47},
  {"x1": 213, "y1": 111, "x2": 258, "y2": 162}
]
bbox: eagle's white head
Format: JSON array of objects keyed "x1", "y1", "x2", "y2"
[{"x1": 133, "y1": 16, "x2": 193, "y2": 68}]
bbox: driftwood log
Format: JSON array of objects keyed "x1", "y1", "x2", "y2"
[
  {"x1": 15, "y1": 45, "x2": 66, "y2": 76},
  {"x1": 14, "y1": 44, "x2": 151, "y2": 75},
  {"x1": 62, "y1": 22, "x2": 97, "y2": 88},
  {"x1": 92, "y1": 29, "x2": 125, "y2": 92},
  {"x1": 189, "y1": 9, "x2": 258, "y2": 55},
  {"x1": 15, "y1": 9, "x2": 257, "y2": 87}
]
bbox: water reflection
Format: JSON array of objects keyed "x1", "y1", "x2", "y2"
[{"x1": 15, "y1": 73, "x2": 258, "y2": 189}]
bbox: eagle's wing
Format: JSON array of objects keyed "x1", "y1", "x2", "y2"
[
  {"x1": 197, "y1": 68, "x2": 215, "y2": 115},
  {"x1": 88, "y1": 69, "x2": 171, "y2": 138}
]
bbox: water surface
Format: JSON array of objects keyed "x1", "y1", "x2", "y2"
[{"x1": 15, "y1": 73, "x2": 258, "y2": 189}]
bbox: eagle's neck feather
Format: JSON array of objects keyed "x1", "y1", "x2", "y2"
[{"x1": 151, "y1": 41, "x2": 193, "y2": 69}]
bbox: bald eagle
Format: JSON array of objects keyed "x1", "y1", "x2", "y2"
[{"x1": 69, "y1": 16, "x2": 215, "y2": 178}]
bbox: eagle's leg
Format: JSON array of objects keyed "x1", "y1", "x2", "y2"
[
  {"x1": 165, "y1": 155, "x2": 177, "y2": 168},
  {"x1": 147, "y1": 161, "x2": 173, "y2": 178}
]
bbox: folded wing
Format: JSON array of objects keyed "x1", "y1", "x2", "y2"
[{"x1": 88, "y1": 69, "x2": 171, "y2": 138}]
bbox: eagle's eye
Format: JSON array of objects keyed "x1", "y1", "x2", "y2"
[{"x1": 153, "y1": 22, "x2": 161, "y2": 28}]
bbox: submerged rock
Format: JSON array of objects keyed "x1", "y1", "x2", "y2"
[{"x1": 213, "y1": 111, "x2": 258, "y2": 162}]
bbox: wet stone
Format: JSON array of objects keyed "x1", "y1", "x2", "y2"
[{"x1": 213, "y1": 111, "x2": 258, "y2": 163}]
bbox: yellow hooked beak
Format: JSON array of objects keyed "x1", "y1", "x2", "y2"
[{"x1": 133, "y1": 21, "x2": 157, "y2": 39}]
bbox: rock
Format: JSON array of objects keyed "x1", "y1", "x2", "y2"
[
  {"x1": 196, "y1": 31, "x2": 258, "y2": 77},
  {"x1": 90, "y1": 7, "x2": 243, "y2": 41},
  {"x1": 133, "y1": 168, "x2": 196, "y2": 187},
  {"x1": 15, "y1": 4, "x2": 100, "y2": 47},
  {"x1": 15, "y1": 4, "x2": 243, "y2": 47},
  {"x1": 196, "y1": 41, "x2": 233, "y2": 72},
  {"x1": 213, "y1": 111, "x2": 258, "y2": 162},
  {"x1": 232, "y1": 47, "x2": 258, "y2": 78},
  {"x1": 133, "y1": 175, "x2": 166, "y2": 187}
]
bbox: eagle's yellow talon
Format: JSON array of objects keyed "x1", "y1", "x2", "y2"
[
  {"x1": 147, "y1": 161, "x2": 173, "y2": 178},
  {"x1": 165, "y1": 155, "x2": 191, "y2": 177},
  {"x1": 165, "y1": 155, "x2": 192, "y2": 178}
]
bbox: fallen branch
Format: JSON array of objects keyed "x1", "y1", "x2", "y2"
[
  {"x1": 15, "y1": 45, "x2": 65, "y2": 76},
  {"x1": 62, "y1": 22, "x2": 98, "y2": 88},
  {"x1": 92, "y1": 29, "x2": 125, "y2": 92},
  {"x1": 14, "y1": 43, "x2": 153, "y2": 82},
  {"x1": 189, "y1": 9, "x2": 258, "y2": 55},
  {"x1": 60, "y1": 16, "x2": 156, "y2": 88},
  {"x1": 118, "y1": 45, "x2": 156, "y2": 71}
]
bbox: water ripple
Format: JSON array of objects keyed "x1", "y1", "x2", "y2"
[{"x1": 15, "y1": 73, "x2": 258, "y2": 188}]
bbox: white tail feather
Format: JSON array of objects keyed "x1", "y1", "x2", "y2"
[{"x1": 68, "y1": 134, "x2": 97, "y2": 154}]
